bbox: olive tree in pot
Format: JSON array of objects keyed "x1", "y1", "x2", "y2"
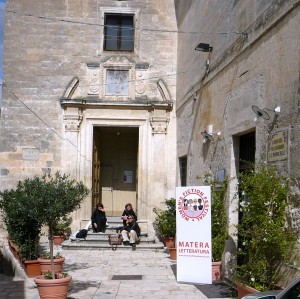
[{"x1": 32, "y1": 172, "x2": 89, "y2": 298}]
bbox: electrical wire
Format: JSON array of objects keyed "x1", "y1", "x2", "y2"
[
  {"x1": 0, "y1": 8, "x2": 247, "y2": 37},
  {"x1": 2, "y1": 83, "x2": 93, "y2": 166}
]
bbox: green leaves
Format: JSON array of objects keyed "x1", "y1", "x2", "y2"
[
  {"x1": 236, "y1": 163, "x2": 298, "y2": 291},
  {"x1": 205, "y1": 175, "x2": 228, "y2": 261},
  {"x1": 154, "y1": 198, "x2": 176, "y2": 238},
  {"x1": 0, "y1": 171, "x2": 89, "y2": 262}
]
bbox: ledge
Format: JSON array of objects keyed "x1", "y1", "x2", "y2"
[{"x1": 60, "y1": 98, "x2": 173, "y2": 111}]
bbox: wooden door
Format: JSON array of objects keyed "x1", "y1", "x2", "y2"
[{"x1": 92, "y1": 127, "x2": 138, "y2": 216}]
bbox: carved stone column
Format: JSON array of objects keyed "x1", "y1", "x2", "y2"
[{"x1": 62, "y1": 114, "x2": 83, "y2": 176}]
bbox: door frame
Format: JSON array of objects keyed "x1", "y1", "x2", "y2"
[{"x1": 82, "y1": 117, "x2": 148, "y2": 219}]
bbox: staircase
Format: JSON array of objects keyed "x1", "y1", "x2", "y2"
[{"x1": 62, "y1": 216, "x2": 164, "y2": 251}]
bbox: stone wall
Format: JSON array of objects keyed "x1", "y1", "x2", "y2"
[
  {"x1": 176, "y1": 0, "x2": 300, "y2": 258},
  {"x1": 0, "y1": 0, "x2": 178, "y2": 231}
]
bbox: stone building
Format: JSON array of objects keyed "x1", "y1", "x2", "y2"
[
  {"x1": 175, "y1": 0, "x2": 300, "y2": 267},
  {"x1": 0, "y1": 0, "x2": 177, "y2": 232},
  {"x1": 1, "y1": 0, "x2": 299, "y2": 256}
]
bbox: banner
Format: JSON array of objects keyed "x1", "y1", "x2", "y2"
[{"x1": 176, "y1": 186, "x2": 212, "y2": 284}]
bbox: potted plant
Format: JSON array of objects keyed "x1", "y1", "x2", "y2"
[
  {"x1": 20, "y1": 172, "x2": 89, "y2": 298},
  {"x1": 52, "y1": 216, "x2": 72, "y2": 245},
  {"x1": 34, "y1": 271, "x2": 71, "y2": 298},
  {"x1": 38, "y1": 252, "x2": 65, "y2": 275},
  {"x1": 0, "y1": 178, "x2": 43, "y2": 277},
  {"x1": 204, "y1": 173, "x2": 229, "y2": 281},
  {"x1": 154, "y1": 198, "x2": 176, "y2": 257},
  {"x1": 235, "y1": 162, "x2": 298, "y2": 297}
]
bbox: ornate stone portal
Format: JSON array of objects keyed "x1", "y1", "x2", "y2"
[{"x1": 60, "y1": 71, "x2": 175, "y2": 231}]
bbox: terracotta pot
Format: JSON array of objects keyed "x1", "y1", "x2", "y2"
[
  {"x1": 7, "y1": 237, "x2": 21, "y2": 263},
  {"x1": 53, "y1": 235, "x2": 65, "y2": 246},
  {"x1": 34, "y1": 274, "x2": 72, "y2": 299},
  {"x1": 38, "y1": 257, "x2": 65, "y2": 274},
  {"x1": 164, "y1": 236, "x2": 175, "y2": 249},
  {"x1": 237, "y1": 282, "x2": 259, "y2": 299},
  {"x1": 212, "y1": 261, "x2": 221, "y2": 281},
  {"x1": 169, "y1": 247, "x2": 177, "y2": 260},
  {"x1": 22, "y1": 259, "x2": 41, "y2": 277}
]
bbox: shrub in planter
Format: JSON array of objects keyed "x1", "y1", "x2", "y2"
[
  {"x1": 38, "y1": 252, "x2": 65, "y2": 275},
  {"x1": 204, "y1": 174, "x2": 228, "y2": 263},
  {"x1": 235, "y1": 162, "x2": 299, "y2": 291},
  {"x1": 153, "y1": 198, "x2": 176, "y2": 247},
  {"x1": 52, "y1": 216, "x2": 72, "y2": 245},
  {"x1": 34, "y1": 272, "x2": 72, "y2": 299},
  {"x1": 0, "y1": 178, "x2": 43, "y2": 261}
]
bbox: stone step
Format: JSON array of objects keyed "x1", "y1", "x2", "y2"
[
  {"x1": 86, "y1": 231, "x2": 148, "y2": 238},
  {"x1": 62, "y1": 239, "x2": 164, "y2": 251},
  {"x1": 67, "y1": 217, "x2": 157, "y2": 250},
  {"x1": 70, "y1": 234, "x2": 154, "y2": 243}
]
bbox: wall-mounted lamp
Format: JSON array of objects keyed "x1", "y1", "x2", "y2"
[
  {"x1": 201, "y1": 125, "x2": 221, "y2": 143},
  {"x1": 251, "y1": 105, "x2": 281, "y2": 121},
  {"x1": 195, "y1": 43, "x2": 213, "y2": 73},
  {"x1": 195, "y1": 43, "x2": 213, "y2": 52}
]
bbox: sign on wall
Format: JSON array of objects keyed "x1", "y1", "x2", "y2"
[
  {"x1": 268, "y1": 130, "x2": 288, "y2": 162},
  {"x1": 176, "y1": 186, "x2": 212, "y2": 284}
]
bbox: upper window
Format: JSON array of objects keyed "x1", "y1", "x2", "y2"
[{"x1": 104, "y1": 14, "x2": 134, "y2": 51}]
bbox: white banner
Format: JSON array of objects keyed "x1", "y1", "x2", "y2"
[{"x1": 176, "y1": 186, "x2": 212, "y2": 284}]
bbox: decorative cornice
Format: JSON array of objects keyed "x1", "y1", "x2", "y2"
[{"x1": 60, "y1": 99, "x2": 173, "y2": 112}]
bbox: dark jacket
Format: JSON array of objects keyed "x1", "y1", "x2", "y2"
[
  {"x1": 121, "y1": 209, "x2": 137, "y2": 226},
  {"x1": 91, "y1": 209, "x2": 107, "y2": 233},
  {"x1": 124, "y1": 220, "x2": 141, "y2": 238}
]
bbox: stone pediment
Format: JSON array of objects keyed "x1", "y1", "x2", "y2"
[{"x1": 102, "y1": 56, "x2": 134, "y2": 68}]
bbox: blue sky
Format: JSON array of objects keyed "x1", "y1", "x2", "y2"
[{"x1": 0, "y1": 0, "x2": 5, "y2": 84}]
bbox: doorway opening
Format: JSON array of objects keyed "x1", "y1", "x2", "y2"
[
  {"x1": 236, "y1": 131, "x2": 256, "y2": 265},
  {"x1": 92, "y1": 126, "x2": 139, "y2": 216}
]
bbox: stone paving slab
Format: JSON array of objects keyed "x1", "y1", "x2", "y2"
[{"x1": 1, "y1": 239, "x2": 235, "y2": 299}]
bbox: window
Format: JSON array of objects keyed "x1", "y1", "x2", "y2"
[
  {"x1": 179, "y1": 156, "x2": 187, "y2": 187},
  {"x1": 104, "y1": 14, "x2": 134, "y2": 51}
]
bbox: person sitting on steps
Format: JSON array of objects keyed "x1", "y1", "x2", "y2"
[
  {"x1": 91, "y1": 203, "x2": 107, "y2": 233},
  {"x1": 122, "y1": 215, "x2": 140, "y2": 250},
  {"x1": 121, "y1": 203, "x2": 137, "y2": 226}
]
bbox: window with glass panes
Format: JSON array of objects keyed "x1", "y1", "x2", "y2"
[{"x1": 104, "y1": 14, "x2": 134, "y2": 51}]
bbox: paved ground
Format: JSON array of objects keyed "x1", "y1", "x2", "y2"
[{"x1": 0, "y1": 238, "x2": 236, "y2": 299}]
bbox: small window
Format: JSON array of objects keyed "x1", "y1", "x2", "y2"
[
  {"x1": 104, "y1": 14, "x2": 134, "y2": 51},
  {"x1": 179, "y1": 156, "x2": 187, "y2": 187}
]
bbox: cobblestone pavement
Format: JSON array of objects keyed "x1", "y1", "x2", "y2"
[{"x1": 0, "y1": 239, "x2": 234, "y2": 299}]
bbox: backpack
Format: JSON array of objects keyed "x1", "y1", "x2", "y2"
[
  {"x1": 76, "y1": 229, "x2": 88, "y2": 239},
  {"x1": 108, "y1": 233, "x2": 122, "y2": 251}
]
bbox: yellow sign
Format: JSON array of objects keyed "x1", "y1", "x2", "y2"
[{"x1": 268, "y1": 131, "x2": 288, "y2": 162}]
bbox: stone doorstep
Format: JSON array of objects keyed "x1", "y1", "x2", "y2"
[{"x1": 62, "y1": 240, "x2": 164, "y2": 250}]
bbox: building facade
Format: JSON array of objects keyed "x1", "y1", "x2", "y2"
[
  {"x1": 175, "y1": 0, "x2": 300, "y2": 270},
  {"x1": 1, "y1": 0, "x2": 299, "y2": 264},
  {"x1": 0, "y1": 0, "x2": 177, "y2": 233}
]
